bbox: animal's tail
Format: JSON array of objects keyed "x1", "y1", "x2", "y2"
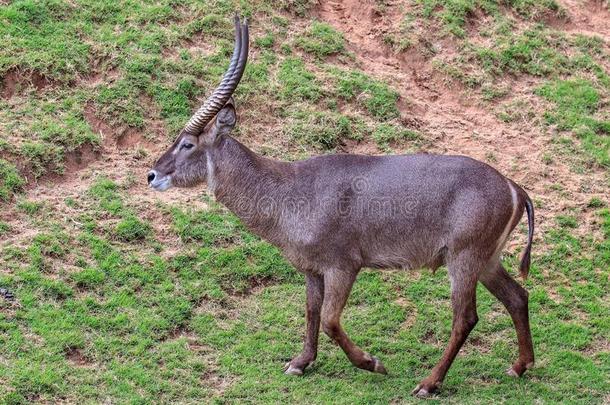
[{"x1": 519, "y1": 194, "x2": 535, "y2": 280}]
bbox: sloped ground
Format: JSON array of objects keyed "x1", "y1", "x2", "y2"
[
  {"x1": 0, "y1": 0, "x2": 608, "y2": 403},
  {"x1": 315, "y1": 0, "x2": 609, "y2": 238}
]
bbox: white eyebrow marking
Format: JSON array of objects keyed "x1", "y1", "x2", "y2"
[{"x1": 172, "y1": 139, "x2": 183, "y2": 155}]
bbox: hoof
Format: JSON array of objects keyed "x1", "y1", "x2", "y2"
[
  {"x1": 284, "y1": 365, "x2": 304, "y2": 376},
  {"x1": 411, "y1": 385, "x2": 431, "y2": 398},
  {"x1": 372, "y1": 356, "x2": 388, "y2": 375},
  {"x1": 411, "y1": 381, "x2": 440, "y2": 398},
  {"x1": 507, "y1": 360, "x2": 534, "y2": 377},
  {"x1": 283, "y1": 361, "x2": 311, "y2": 376}
]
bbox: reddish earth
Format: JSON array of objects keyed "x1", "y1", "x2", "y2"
[
  {"x1": 83, "y1": 103, "x2": 157, "y2": 151},
  {"x1": 314, "y1": 0, "x2": 609, "y2": 241},
  {"x1": 64, "y1": 347, "x2": 90, "y2": 366},
  {"x1": 1, "y1": 68, "x2": 54, "y2": 99},
  {"x1": 314, "y1": 0, "x2": 539, "y2": 168},
  {"x1": 63, "y1": 144, "x2": 101, "y2": 176},
  {"x1": 559, "y1": 0, "x2": 610, "y2": 36}
]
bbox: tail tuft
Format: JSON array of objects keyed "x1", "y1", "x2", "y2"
[{"x1": 519, "y1": 195, "x2": 535, "y2": 280}]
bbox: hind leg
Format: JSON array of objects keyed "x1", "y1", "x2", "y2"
[
  {"x1": 479, "y1": 261, "x2": 534, "y2": 377},
  {"x1": 412, "y1": 253, "x2": 479, "y2": 397}
]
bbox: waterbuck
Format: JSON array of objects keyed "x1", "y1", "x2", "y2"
[{"x1": 148, "y1": 17, "x2": 535, "y2": 397}]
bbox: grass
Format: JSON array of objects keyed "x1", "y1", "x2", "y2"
[
  {"x1": 285, "y1": 107, "x2": 419, "y2": 152},
  {"x1": 295, "y1": 21, "x2": 346, "y2": 59},
  {"x1": 372, "y1": 123, "x2": 422, "y2": 152},
  {"x1": 0, "y1": 0, "x2": 409, "y2": 183},
  {"x1": 1, "y1": 0, "x2": 605, "y2": 183},
  {"x1": 412, "y1": 1, "x2": 609, "y2": 171},
  {"x1": 417, "y1": 0, "x2": 563, "y2": 37},
  {"x1": 1, "y1": 0, "x2": 609, "y2": 403},
  {"x1": 285, "y1": 109, "x2": 367, "y2": 150},
  {"x1": 278, "y1": 57, "x2": 322, "y2": 103},
  {"x1": 114, "y1": 215, "x2": 152, "y2": 242},
  {"x1": 474, "y1": 26, "x2": 571, "y2": 77},
  {"x1": 0, "y1": 91, "x2": 101, "y2": 178},
  {"x1": 433, "y1": 24, "x2": 608, "y2": 90},
  {"x1": 0, "y1": 181, "x2": 608, "y2": 403},
  {"x1": 0, "y1": 159, "x2": 25, "y2": 201},
  {"x1": 276, "y1": 63, "x2": 405, "y2": 151},
  {"x1": 333, "y1": 69, "x2": 401, "y2": 121},
  {"x1": 536, "y1": 78, "x2": 610, "y2": 168},
  {"x1": 275, "y1": 0, "x2": 316, "y2": 17}
]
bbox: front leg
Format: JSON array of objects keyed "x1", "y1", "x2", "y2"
[
  {"x1": 284, "y1": 273, "x2": 324, "y2": 375},
  {"x1": 321, "y1": 269, "x2": 387, "y2": 374}
]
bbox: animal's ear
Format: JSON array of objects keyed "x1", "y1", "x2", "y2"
[
  {"x1": 204, "y1": 98, "x2": 237, "y2": 144},
  {"x1": 217, "y1": 98, "x2": 237, "y2": 130}
]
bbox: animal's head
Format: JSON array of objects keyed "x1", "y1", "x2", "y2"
[{"x1": 148, "y1": 16, "x2": 248, "y2": 191}]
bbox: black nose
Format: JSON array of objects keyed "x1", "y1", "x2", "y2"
[{"x1": 147, "y1": 171, "x2": 156, "y2": 184}]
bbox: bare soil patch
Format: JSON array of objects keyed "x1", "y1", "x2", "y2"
[
  {"x1": 1, "y1": 68, "x2": 54, "y2": 99},
  {"x1": 84, "y1": 101, "x2": 159, "y2": 151},
  {"x1": 556, "y1": 0, "x2": 610, "y2": 36},
  {"x1": 314, "y1": 0, "x2": 535, "y2": 168},
  {"x1": 64, "y1": 346, "x2": 90, "y2": 366},
  {"x1": 79, "y1": 68, "x2": 121, "y2": 89},
  {"x1": 116, "y1": 127, "x2": 151, "y2": 149},
  {"x1": 63, "y1": 144, "x2": 101, "y2": 177}
]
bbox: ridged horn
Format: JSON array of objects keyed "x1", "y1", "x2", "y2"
[{"x1": 182, "y1": 15, "x2": 249, "y2": 135}]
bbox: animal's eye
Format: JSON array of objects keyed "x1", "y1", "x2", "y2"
[{"x1": 182, "y1": 142, "x2": 194, "y2": 150}]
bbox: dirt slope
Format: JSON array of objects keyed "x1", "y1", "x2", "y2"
[
  {"x1": 3, "y1": 0, "x2": 609, "y2": 248},
  {"x1": 315, "y1": 0, "x2": 608, "y2": 239},
  {"x1": 559, "y1": 0, "x2": 610, "y2": 36}
]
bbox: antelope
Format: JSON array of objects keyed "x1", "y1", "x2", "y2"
[{"x1": 148, "y1": 16, "x2": 535, "y2": 397}]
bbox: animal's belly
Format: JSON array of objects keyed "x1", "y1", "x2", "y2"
[{"x1": 362, "y1": 242, "x2": 445, "y2": 271}]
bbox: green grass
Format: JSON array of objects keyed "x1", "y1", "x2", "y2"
[
  {"x1": 420, "y1": 0, "x2": 489, "y2": 37},
  {"x1": 114, "y1": 215, "x2": 152, "y2": 242},
  {"x1": 88, "y1": 177, "x2": 124, "y2": 215},
  {"x1": 0, "y1": 159, "x2": 25, "y2": 201},
  {"x1": 1, "y1": 0, "x2": 605, "y2": 190},
  {"x1": 295, "y1": 21, "x2": 346, "y2": 59},
  {"x1": 275, "y1": 0, "x2": 316, "y2": 17},
  {"x1": 285, "y1": 109, "x2": 367, "y2": 150},
  {"x1": 433, "y1": 25, "x2": 606, "y2": 89},
  {"x1": 284, "y1": 105, "x2": 420, "y2": 152},
  {"x1": 372, "y1": 123, "x2": 422, "y2": 152},
  {"x1": 474, "y1": 26, "x2": 571, "y2": 77},
  {"x1": 16, "y1": 200, "x2": 44, "y2": 215},
  {"x1": 278, "y1": 57, "x2": 322, "y2": 103},
  {"x1": 588, "y1": 197, "x2": 606, "y2": 208},
  {"x1": 1, "y1": 0, "x2": 609, "y2": 402},
  {"x1": 415, "y1": 2, "x2": 609, "y2": 171},
  {"x1": 536, "y1": 78, "x2": 610, "y2": 168},
  {"x1": 0, "y1": 88, "x2": 100, "y2": 180},
  {"x1": 333, "y1": 69, "x2": 401, "y2": 121},
  {"x1": 0, "y1": 221, "x2": 11, "y2": 236},
  {"x1": 418, "y1": 0, "x2": 562, "y2": 37},
  {"x1": 0, "y1": 181, "x2": 608, "y2": 403},
  {"x1": 0, "y1": 0, "x2": 90, "y2": 82},
  {"x1": 0, "y1": 0, "x2": 411, "y2": 190}
]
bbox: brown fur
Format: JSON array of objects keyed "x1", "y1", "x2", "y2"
[{"x1": 149, "y1": 102, "x2": 535, "y2": 397}]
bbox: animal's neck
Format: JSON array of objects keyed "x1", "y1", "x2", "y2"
[{"x1": 208, "y1": 136, "x2": 293, "y2": 234}]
